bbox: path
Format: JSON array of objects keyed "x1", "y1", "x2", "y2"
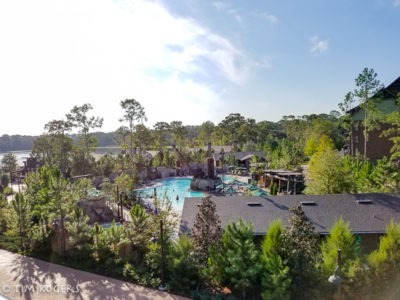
[{"x1": 0, "y1": 249, "x2": 189, "y2": 300}]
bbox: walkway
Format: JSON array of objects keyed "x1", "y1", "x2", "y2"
[{"x1": 0, "y1": 250, "x2": 189, "y2": 300}]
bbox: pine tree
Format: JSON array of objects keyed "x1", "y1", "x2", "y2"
[
  {"x1": 207, "y1": 219, "x2": 261, "y2": 299},
  {"x1": 260, "y1": 220, "x2": 291, "y2": 300},
  {"x1": 66, "y1": 206, "x2": 91, "y2": 254},
  {"x1": 191, "y1": 196, "x2": 222, "y2": 268},
  {"x1": 282, "y1": 205, "x2": 319, "y2": 299},
  {"x1": 368, "y1": 221, "x2": 400, "y2": 296},
  {"x1": 11, "y1": 192, "x2": 31, "y2": 251},
  {"x1": 320, "y1": 218, "x2": 364, "y2": 298}
]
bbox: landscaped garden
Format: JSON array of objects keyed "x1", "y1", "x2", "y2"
[{"x1": 1, "y1": 69, "x2": 400, "y2": 299}]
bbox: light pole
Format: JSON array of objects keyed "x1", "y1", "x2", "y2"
[
  {"x1": 151, "y1": 219, "x2": 166, "y2": 291},
  {"x1": 220, "y1": 149, "x2": 225, "y2": 195},
  {"x1": 329, "y1": 248, "x2": 342, "y2": 299},
  {"x1": 159, "y1": 219, "x2": 166, "y2": 291},
  {"x1": 118, "y1": 192, "x2": 124, "y2": 223}
]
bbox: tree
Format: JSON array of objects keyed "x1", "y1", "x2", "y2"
[
  {"x1": 124, "y1": 204, "x2": 151, "y2": 264},
  {"x1": 260, "y1": 220, "x2": 291, "y2": 300},
  {"x1": 11, "y1": 192, "x2": 31, "y2": 251},
  {"x1": 1, "y1": 152, "x2": 17, "y2": 186},
  {"x1": 66, "y1": 103, "x2": 103, "y2": 174},
  {"x1": 368, "y1": 220, "x2": 400, "y2": 296},
  {"x1": 282, "y1": 205, "x2": 319, "y2": 298},
  {"x1": 382, "y1": 93, "x2": 400, "y2": 161},
  {"x1": 134, "y1": 124, "x2": 153, "y2": 151},
  {"x1": 320, "y1": 218, "x2": 364, "y2": 297},
  {"x1": 153, "y1": 121, "x2": 170, "y2": 149},
  {"x1": 349, "y1": 68, "x2": 384, "y2": 158},
  {"x1": 44, "y1": 119, "x2": 72, "y2": 175},
  {"x1": 198, "y1": 121, "x2": 215, "y2": 145},
  {"x1": 169, "y1": 121, "x2": 187, "y2": 148},
  {"x1": 306, "y1": 135, "x2": 351, "y2": 194},
  {"x1": 338, "y1": 92, "x2": 357, "y2": 155},
  {"x1": 119, "y1": 99, "x2": 147, "y2": 164},
  {"x1": 207, "y1": 219, "x2": 261, "y2": 299},
  {"x1": 191, "y1": 196, "x2": 222, "y2": 268},
  {"x1": 49, "y1": 173, "x2": 75, "y2": 256},
  {"x1": 167, "y1": 235, "x2": 200, "y2": 294},
  {"x1": 66, "y1": 206, "x2": 91, "y2": 257},
  {"x1": 218, "y1": 113, "x2": 246, "y2": 146},
  {"x1": 237, "y1": 118, "x2": 258, "y2": 148}
]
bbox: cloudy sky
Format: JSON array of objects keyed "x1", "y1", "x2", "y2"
[{"x1": 0, "y1": 0, "x2": 399, "y2": 136}]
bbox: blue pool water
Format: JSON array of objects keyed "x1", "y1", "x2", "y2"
[
  {"x1": 135, "y1": 176, "x2": 268, "y2": 211},
  {"x1": 135, "y1": 177, "x2": 205, "y2": 211}
]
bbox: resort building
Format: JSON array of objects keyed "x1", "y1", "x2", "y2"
[
  {"x1": 348, "y1": 76, "x2": 400, "y2": 160},
  {"x1": 180, "y1": 193, "x2": 400, "y2": 253}
]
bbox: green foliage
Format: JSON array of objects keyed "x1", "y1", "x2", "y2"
[
  {"x1": 0, "y1": 193, "x2": 9, "y2": 233},
  {"x1": 115, "y1": 173, "x2": 135, "y2": 196},
  {"x1": 261, "y1": 220, "x2": 291, "y2": 300},
  {"x1": 72, "y1": 178, "x2": 94, "y2": 199},
  {"x1": 207, "y1": 219, "x2": 261, "y2": 299},
  {"x1": 167, "y1": 235, "x2": 200, "y2": 295},
  {"x1": 2, "y1": 186, "x2": 12, "y2": 195},
  {"x1": 307, "y1": 149, "x2": 351, "y2": 194},
  {"x1": 320, "y1": 218, "x2": 365, "y2": 297},
  {"x1": 66, "y1": 207, "x2": 91, "y2": 254},
  {"x1": 368, "y1": 221, "x2": 400, "y2": 295},
  {"x1": 1, "y1": 173, "x2": 9, "y2": 188},
  {"x1": 269, "y1": 182, "x2": 278, "y2": 195},
  {"x1": 350, "y1": 68, "x2": 384, "y2": 158},
  {"x1": 382, "y1": 93, "x2": 400, "y2": 160},
  {"x1": 124, "y1": 204, "x2": 151, "y2": 264},
  {"x1": 1, "y1": 152, "x2": 17, "y2": 182},
  {"x1": 11, "y1": 193, "x2": 32, "y2": 251},
  {"x1": 120, "y1": 99, "x2": 147, "y2": 167},
  {"x1": 341, "y1": 156, "x2": 400, "y2": 193},
  {"x1": 282, "y1": 205, "x2": 319, "y2": 298},
  {"x1": 95, "y1": 153, "x2": 116, "y2": 177},
  {"x1": 66, "y1": 103, "x2": 103, "y2": 175},
  {"x1": 191, "y1": 196, "x2": 222, "y2": 268},
  {"x1": 304, "y1": 136, "x2": 319, "y2": 157},
  {"x1": 103, "y1": 220, "x2": 125, "y2": 256}
]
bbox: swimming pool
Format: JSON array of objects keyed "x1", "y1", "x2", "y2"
[
  {"x1": 135, "y1": 176, "x2": 268, "y2": 211},
  {"x1": 135, "y1": 177, "x2": 205, "y2": 211}
]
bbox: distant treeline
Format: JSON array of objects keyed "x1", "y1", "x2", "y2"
[
  {"x1": 0, "y1": 132, "x2": 117, "y2": 152},
  {"x1": 0, "y1": 127, "x2": 204, "y2": 152}
]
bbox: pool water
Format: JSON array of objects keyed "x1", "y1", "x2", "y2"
[
  {"x1": 135, "y1": 177, "x2": 205, "y2": 211},
  {"x1": 135, "y1": 176, "x2": 268, "y2": 211}
]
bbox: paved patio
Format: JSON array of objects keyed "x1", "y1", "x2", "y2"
[{"x1": 0, "y1": 249, "x2": 189, "y2": 300}]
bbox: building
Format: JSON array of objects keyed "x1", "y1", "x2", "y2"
[
  {"x1": 180, "y1": 193, "x2": 400, "y2": 252},
  {"x1": 349, "y1": 76, "x2": 400, "y2": 160}
]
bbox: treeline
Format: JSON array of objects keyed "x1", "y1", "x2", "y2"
[
  {"x1": 0, "y1": 134, "x2": 36, "y2": 152},
  {"x1": 0, "y1": 132, "x2": 117, "y2": 152}
]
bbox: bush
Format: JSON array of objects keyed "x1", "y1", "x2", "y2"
[
  {"x1": 3, "y1": 186, "x2": 13, "y2": 196},
  {"x1": 0, "y1": 234, "x2": 20, "y2": 252}
]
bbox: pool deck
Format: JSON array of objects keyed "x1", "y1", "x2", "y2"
[{"x1": 0, "y1": 249, "x2": 189, "y2": 300}]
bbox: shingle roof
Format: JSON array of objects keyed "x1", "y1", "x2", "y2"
[{"x1": 180, "y1": 193, "x2": 400, "y2": 236}]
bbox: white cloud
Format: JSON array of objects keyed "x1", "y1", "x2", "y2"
[
  {"x1": 395, "y1": 0, "x2": 400, "y2": 7},
  {"x1": 0, "y1": 0, "x2": 253, "y2": 134},
  {"x1": 310, "y1": 36, "x2": 329, "y2": 55},
  {"x1": 253, "y1": 12, "x2": 278, "y2": 24}
]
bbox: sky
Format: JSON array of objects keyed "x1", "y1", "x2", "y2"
[{"x1": 0, "y1": 0, "x2": 399, "y2": 136}]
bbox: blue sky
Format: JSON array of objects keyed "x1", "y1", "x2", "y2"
[{"x1": 0, "y1": 0, "x2": 399, "y2": 136}]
